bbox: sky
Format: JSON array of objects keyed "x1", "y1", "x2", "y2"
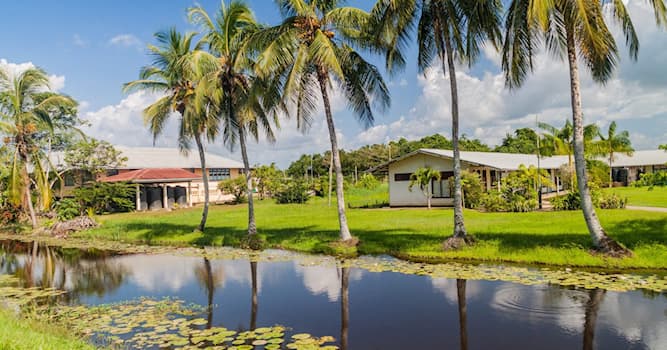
[{"x1": 1, "y1": 0, "x2": 666, "y2": 167}]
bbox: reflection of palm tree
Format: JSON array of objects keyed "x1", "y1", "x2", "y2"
[
  {"x1": 456, "y1": 279, "x2": 468, "y2": 350},
  {"x1": 583, "y1": 289, "x2": 605, "y2": 350},
  {"x1": 195, "y1": 257, "x2": 225, "y2": 328},
  {"x1": 340, "y1": 267, "x2": 350, "y2": 350},
  {"x1": 250, "y1": 261, "x2": 258, "y2": 330}
]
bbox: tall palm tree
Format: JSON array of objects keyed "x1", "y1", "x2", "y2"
[
  {"x1": 188, "y1": 1, "x2": 281, "y2": 237},
  {"x1": 254, "y1": 0, "x2": 390, "y2": 242},
  {"x1": 124, "y1": 29, "x2": 218, "y2": 232},
  {"x1": 597, "y1": 121, "x2": 633, "y2": 187},
  {"x1": 370, "y1": 0, "x2": 503, "y2": 246},
  {"x1": 0, "y1": 67, "x2": 77, "y2": 228},
  {"x1": 503, "y1": 0, "x2": 666, "y2": 255}
]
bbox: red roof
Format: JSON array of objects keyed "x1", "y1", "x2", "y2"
[{"x1": 102, "y1": 168, "x2": 199, "y2": 183}]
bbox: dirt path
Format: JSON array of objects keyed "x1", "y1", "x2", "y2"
[{"x1": 626, "y1": 206, "x2": 667, "y2": 213}]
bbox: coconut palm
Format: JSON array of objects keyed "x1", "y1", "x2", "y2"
[
  {"x1": 597, "y1": 121, "x2": 633, "y2": 187},
  {"x1": 0, "y1": 67, "x2": 77, "y2": 228},
  {"x1": 408, "y1": 167, "x2": 441, "y2": 209},
  {"x1": 503, "y1": 0, "x2": 667, "y2": 255},
  {"x1": 124, "y1": 29, "x2": 218, "y2": 232},
  {"x1": 188, "y1": 1, "x2": 281, "y2": 237},
  {"x1": 254, "y1": 0, "x2": 390, "y2": 242},
  {"x1": 369, "y1": 0, "x2": 503, "y2": 245}
]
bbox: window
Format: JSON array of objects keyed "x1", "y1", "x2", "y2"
[
  {"x1": 394, "y1": 173, "x2": 411, "y2": 182},
  {"x1": 432, "y1": 172, "x2": 454, "y2": 198},
  {"x1": 106, "y1": 169, "x2": 119, "y2": 177},
  {"x1": 64, "y1": 173, "x2": 75, "y2": 187},
  {"x1": 209, "y1": 168, "x2": 231, "y2": 181}
]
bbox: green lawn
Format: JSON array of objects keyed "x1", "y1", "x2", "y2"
[
  {"x1": 79, "y1": 192, "x2": 667, "y2": 269},
  {"x1": 0, "y1": 308, "x2": 94, "y2": 350},
  {"x1": 603, "y1": 186, "x2": 667, "y2": 208}
]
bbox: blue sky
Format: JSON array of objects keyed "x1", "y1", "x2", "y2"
[{"x1": 1, "y1": 0, "x2": 665, "y2": 167}]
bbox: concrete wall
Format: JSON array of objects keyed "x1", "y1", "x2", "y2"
[{"x1": 388, "y1": 154, "x2": 456, "y2": 207}]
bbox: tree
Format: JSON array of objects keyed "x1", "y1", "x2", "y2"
[
  {"x1": 253, "y1": 163, "x2": 282, "y2": 199},
  {"x1": 502, "y1": 0, "x2": 666, "y2": 255},
  {"x1": 597, "y1": 121, "x2": 633, "y2": 187},
  {"x1": 124, "y1": 29, "x2": 218, "y2": 232},
  {"x1": 218, "y1": 175, "x2": 247, "y2": 204},
  {"x1": 408, "y1": 167, "x2": 441, "y2": 209},
  {"x1": 255, "y1": 0, "x2": 390, "y2": 242},
  {"x1": 189, "y1": 1, "x2": 282, "y2": 237},
  {"x1": 660, "y1": 144, "x2": 667, "y2": 151},
  {"x1": 64, "y1": 139, "x2": 127, "y2": 187},
  {"x1": 371, "y1": 0, "x2": 502, "y2": 246},
  {"x1": 494, "y1": 128, "x2": 537, "y2": 154},
  {"x1": 0, "y1": 67, "x2": 77, "y2": 227}
]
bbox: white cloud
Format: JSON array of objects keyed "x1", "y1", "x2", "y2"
[
  {"x1": 72, "y1": 34, "x2": 87, "y2": 47},
  {"x1": 0, "y1": 58, "x2": 66, "y2": 92},
  {"x1": 109, "y1": 34, "x2": 142, "y2": 48}
]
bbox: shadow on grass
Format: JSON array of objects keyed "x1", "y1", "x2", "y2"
[{"x1": 109, "y1": 217, "x2": 667, "y2": 257}]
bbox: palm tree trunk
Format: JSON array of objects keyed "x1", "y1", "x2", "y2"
[
  {"x1": 194, "y1": 134, "x2": 210, "y2": 232},
  {"x1": 444, "y1": 33, "x2": 467, "y2": 239},
  {"x1": 317, "y1": 68, "x2": 352, "y2": 242},
  {"x1": 608, "y1": 153, "x2": 613, "y2": 188},
  {"x1": 23, "y1": 163, "x2": 38, "y2": 228},
  {"x1": 456, "y1": 279, "x2": 468, "y2": 350},
  {"x1": 239, "y1": 128, "x2": 257, "y2": 236},
  {"x1": 565, "y1": 27, "x2": 628, "y2": 256}
]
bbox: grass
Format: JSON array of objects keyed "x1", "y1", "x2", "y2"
[
  {"x1": 602, "y1": 186, "x2": 667, "y2": 208},
  {"x1": 77, "y1": 186, "x2": 667, "y2": 270},
  {"x1": 0, "y1": 308, "x2": 94, "y2": 350}
]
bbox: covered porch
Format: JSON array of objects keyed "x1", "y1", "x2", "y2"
[{"x1": 102, "y1": 168, "x2": 199, "y2": 211}]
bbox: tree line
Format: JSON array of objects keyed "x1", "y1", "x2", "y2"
[{"x1": 2, "y1": 0, "x2": 665, "y2": 258}]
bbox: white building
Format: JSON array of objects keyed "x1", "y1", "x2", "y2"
[{"x1": 382, "y1": 149, "x2": 667, "y2": 207}]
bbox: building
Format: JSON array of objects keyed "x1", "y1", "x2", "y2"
[
  {"x1": 380, "y1": 148, "x2": 667, "y2": 207},
  {"x1": 53, "y1": 146, "x2": 245, "y2": 209}
]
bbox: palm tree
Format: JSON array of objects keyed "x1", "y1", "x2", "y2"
[
  {"x1": 124, "y1": 29, "x2": 218, "y2": 232},
  {"x1": 597, "y1": 121, "x2": 633, "y2": 187},
  {"x1": 503, "y1": 0, "x2": 666, "y2": 255},
  {"x1": 254, "y1": 0, "x2": 390, "y2": 242},
  {"x1": 188, "y1": 1, "x2": 281, "y2": 237},
  {"x1": 0, "y1": 67, "x2": 77, "y2": 228},
  {"x1": 456, "y1": 279, "x2": 468, "y2": 350},
  {"x1": 408, "y1": 166, "x2": 441, "y2": 209},
  {"x1": 369, "y1": 0, "x2": 503, "y2": 246},
  {"x1": 582, "y1": 289, "x2": 605, "y2": 350}
]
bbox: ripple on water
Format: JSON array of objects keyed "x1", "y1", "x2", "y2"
[{"x1": 490, "y1": 284, "x2": 590, "y2": 333}]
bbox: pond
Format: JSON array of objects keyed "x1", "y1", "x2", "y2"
[{"x1": 1, "y1": 240, "x2": 666, "y2": 350}]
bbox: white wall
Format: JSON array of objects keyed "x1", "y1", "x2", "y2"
[{"x1": 388, "y1": 154, "x2": 457, "y2": 207}]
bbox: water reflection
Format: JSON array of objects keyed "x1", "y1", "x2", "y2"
[{"x1": 1, "y1": 241, "x2": 666, "y2": 350}]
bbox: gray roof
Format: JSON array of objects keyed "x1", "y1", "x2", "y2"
[
  {"x1": 416, "y1": 149, "x2": 570, "y2": 171},
  {"x1": 51, "y1": 146, "x2": 244, "y2": 170},
  {"x1": 608, "y1": 150, "x2": 667, "y2": 167}
]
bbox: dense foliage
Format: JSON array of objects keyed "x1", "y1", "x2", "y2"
[
  {"x1": 64, "y1": 139, "x2": 127, "y2": 186},
  {"x1": 218, "y1": 176, "x2": 247, "y2": 204},
  {"x1": 66, "y1": 182, "x2": 135, "y2": 216},
  {"x1": 274, "y1": 180, "x2": 310, "y2": 204},
  {"x1": 632, "y1": 172, "x2": 667, "y2": 188}
]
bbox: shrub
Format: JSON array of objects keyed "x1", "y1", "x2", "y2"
[
  {"x1": 274, "y1": 180, "x2": 310, "y2": 204},
  {"x1": 551, "y1": 190, "x2": 627, "y2": 211},
  {"x1": 461, "y1": 171, "x2": 484, "y2": 209},
  {"x1": 597, "y1": 192, "x2": 627, "y2": 209},
  {"x1": 73, "y1": 182, "x2": 135, "y2": 215},
  {"x1": 551, "y1": 192, "x2": 581, "y2": 211},
  {"x1": 218, "y1": 176, "x2": 247, "y2": 204},
  {"x1": 480, "y1": 191, "x2": 506, "y2": 212},
  {"x1": 53, "y1": 198, "x2": 81, "y2": 221},
  {"x1": 632, "y1": 171, "x2": 667, "y2": 187},
  {"x1": 0, "y1": 202, "x2": 22, "y2": 226},
  {"x1": 356, "y1": 174, "x2": 380, "y2": 189}
]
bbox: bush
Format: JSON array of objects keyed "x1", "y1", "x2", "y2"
[
  {"x1": 551, "y1": 190, "x2": 627, "y2": 211},
  {"x1": 218, "y1": 176, "x2": 247, "y2": 204},
  {"x1": 274, "y1": 180, "x2": 310, "y2": 204},
  {"x1": 53, "y1": 198, "x2": 81, "y2": 221},
  {"x1": 356, "y1": 174, "x2": 380, "y2": 190},
  {"x1": 551, "y1": 191, "x2": 581, "y2": 211},
  {"x1": 73, "y1": 182, "x2": 135, "y2": 215},
  {"x1": 633, "y1": 171, "x2": 667, "y2": 187},
  {"x1": 597, "y1": 192, "x2": 627, "y2": 209},
  {"x1": 461, "y1": 171, "x2": 484, "y2": 209},
  {"x1": 480, "y1": 191, "x2": 506, "y2": 212}
]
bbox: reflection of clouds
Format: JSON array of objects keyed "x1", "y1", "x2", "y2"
[
  {"x1": 295, "y1": 263, "x2": 363, "y2": 302},
  {"x1": 430, "y1": 278, "x2": 482, "y2": 304},
  {"x1": 600, "y1": 293, "x2": 667, "y2": 350},
  {"x1": 116, "y1": 255, "x2": 200, "y2": 293}
]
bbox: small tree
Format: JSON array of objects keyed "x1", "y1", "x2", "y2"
[
  {"x1": 409, "y1": 167, "x2": 441, "y2": 209},
  {"x1": 659, "y1": 144, "x2": 667, "y2": 151},
  {"x1": 64, "y1": 139, "x2": 127, "y2": 187},
  {"x1": 596, "y1": 122, "x2": 633, "y2": 187},
  {"x1": 253, "y1": 163, "x2": 282, "y2": 200},
  {"x1": 218, "y1": 176, "x2": 247, "y2": 204}
]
